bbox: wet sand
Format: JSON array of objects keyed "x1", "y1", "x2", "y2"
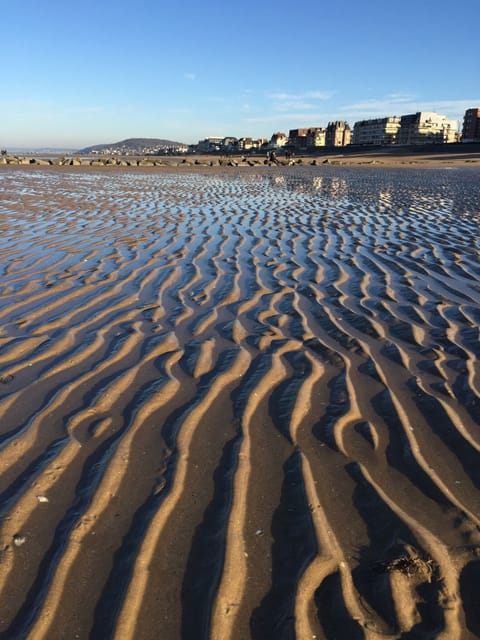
[{"x1": 0, "y1": 165, "x2": 480, "y2": 639}]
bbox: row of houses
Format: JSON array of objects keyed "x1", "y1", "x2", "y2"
[
  {"x1": 195, "y1": 108, "x2": 480, "y2": 154},
  {"x1": 195, "y1": 121, "x2": 352, "y2": 154}
]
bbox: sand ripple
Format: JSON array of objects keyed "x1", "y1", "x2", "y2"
[{"x1": 1, "y1": 167, "x2": 480, "y2": 639}]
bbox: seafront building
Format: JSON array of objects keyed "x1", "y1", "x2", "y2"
[
  {"x1": 462, "y1": 108, "x2": 480, "y2": 142},
  {"x1": 397, "y1": 112, "x2": 457, "y2": 145},
  {"x1": 287, "y1": 128, "x2": 327, "y2": 151},
  {"x1": 196, "y1": 136, "x2": 268, "y2": 153},
  {"x1": 269, "y1": 132, "x2": 288, "y2": 148},
  {"x1": 306, "y1": 127, "x2": 326, "y2": 148},
  {"x1": 325, "y1": 121, "x2": 351, "y2": 147},
  {"x1": 352, "y1": 117, "x2": 401, "y2": 145},
  {"x1": 287, "y1": 124, "x2": 350, "y2": 152},
  {"x1": 191, "y1": 108, "x2": 474, "y2": 154},
  {"x1": 352, "y1": 112, "x2": 457, "y2": 146},
  {"x1": 287, "y1": 129, "x2": 310, "y2": 151},
  {"x1": 196, "y1": 137, "x2": 226, "y2": 152},
  {"x1": 238, "y1": 137, "x2": 267, "y2": 151}
]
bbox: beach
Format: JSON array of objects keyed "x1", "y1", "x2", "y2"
[
  {"x1": 0, "y1": 164, "x2": 480, "y2": 639},
  {"x1": 2, "y1": 143, "x2": 480, "y2": 171}
]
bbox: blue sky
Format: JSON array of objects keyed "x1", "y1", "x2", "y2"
[{"x1": 1, "y1": 0, "x2": 479, "y2": 149}]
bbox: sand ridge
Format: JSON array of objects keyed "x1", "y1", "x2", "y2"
[{"x1": 0, "y1": 166, "x2": 480, "y2": 638}]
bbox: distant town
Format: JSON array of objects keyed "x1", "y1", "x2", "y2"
[
  {"x1": 81, "y1": 107, "x2": 480, "y2": 157},
  {"x1": 192, "y1": 107, "x2": 480, "y2": 156}
]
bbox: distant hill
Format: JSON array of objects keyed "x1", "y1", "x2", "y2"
[{"x1": 77, "y1": 138, "x2": 188, "y2": 155}]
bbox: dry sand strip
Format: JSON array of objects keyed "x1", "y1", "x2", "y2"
[{"x1": 0, "y1": 166, "x2": 480, "y2": 639}]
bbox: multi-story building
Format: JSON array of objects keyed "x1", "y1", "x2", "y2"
[
  {"x1": 352, "y1": 116, "x2": 401, "y2": 145},
  {"x1": 397, "y1": 112, "x2": 457, "y2": 145},
  {"x1": 254, "y1": 138, "x2": 268, "y2": 150},
  {"x1": 288, "y1": 128, "x2": 310, "y2": 151},
  {"x1": 325, "y1": 121, "x2": 351, "y2": 146},
  {"x1": 197, "y1": 137, "x2": 225, "y2": 152},
  {"x1": 237, "y1": 137, "x2": 267, "y2": 151},
  {"x1": 462, "y1": 108, "x2": 480, "y2": 142},
  {"x1": 237, "y1": 137, "x2": 254, "y2": 151},
  {"x1": 222, "y1": 137, "x2": 238, "y2": 151},
  {"x1": 269, "y1": 132, "x2": 288, "y2": 148},
  {"x1": 288, "y1": 127, "x2": 329, "y2": 150},
  {"x1": 306, "y1": 127, "x2": 326, "y2": 148}
]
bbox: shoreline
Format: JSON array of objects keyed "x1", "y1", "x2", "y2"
[{"x1": 2, "y1": 146, "x2": 480, "y2": 171}]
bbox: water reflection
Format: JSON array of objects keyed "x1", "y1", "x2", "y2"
[{"x1": 262, "y1": 167, "x2": 480, "y2": 222}]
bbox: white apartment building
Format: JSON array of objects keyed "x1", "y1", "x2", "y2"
[
  {"x1": 397, "y1": 112, "x2": 457, "y2": 145},
  {"x1": 352, "y1": 116, "x2": 401, "y2": 145},
  {"x1": 269, "y1": 132, "x2": 288, "y2": 148},
  {"x1": 306, "y1": 127, "x2": 327, "y2": 148},
  {"x1": 197, "y1": 137, "x2": 225, "y2": 152}
]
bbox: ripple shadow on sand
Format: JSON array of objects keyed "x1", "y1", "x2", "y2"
[{"x1": 0, "y1": 166, "x2": 480, "y2": 639}]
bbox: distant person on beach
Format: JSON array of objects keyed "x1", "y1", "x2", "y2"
[{"x1": 268, "y1": 150, "x2": 278, "y2": 164}]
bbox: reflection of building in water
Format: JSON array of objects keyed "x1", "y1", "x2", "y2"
[
  {"x1": 378, "y1": 189, "x2": 393, "y2": 210},
  {"x1": 266, "y1": 173, "x2": 348, "y2": 200},
  {"x1": 352, "y1": 117, "x2": 401, "y2": 146},
  {"x1": 328, "y1": 176, "x2": 346, "y2": 198},
  {"x1": 462, "y1": 108, "x2": 480, "y2": 143},
  {"x1": 264, "y1": 168, "x2": 479, "y2": 226},
  {"x1": 397, "y1": 112, "x2": 457, "y2": 145}
]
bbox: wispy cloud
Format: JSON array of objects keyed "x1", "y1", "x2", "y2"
[
  {"x1": 239, "y1": 93, "x2": 480, "y2": 139},
  {"x1": 338, "y1": 93, "x2": 414, "y2": 113},
  {"x1": 245, "y1": 113, "x2": 326, "y2": 125},
  {"x1": 268, "y1": 90, "x2": 334, "y2": 112},
  {"x1": 269, "y1": 90, "x2": 334, "y2": 101},
  {"x1": 339, "y1": 93, "x2": 479, "y2": 122},
  {"x1": 184, "y1": 72, "x2": 196, "y2": 81},
  {"x1": 66, "y1": 105, "x2": 103, "y2": 114}
]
